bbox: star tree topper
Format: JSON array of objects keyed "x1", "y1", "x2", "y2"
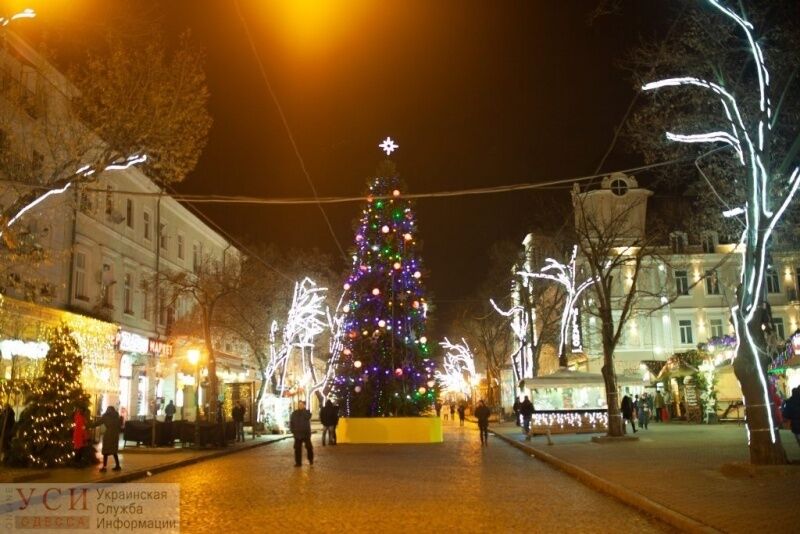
[{"x1": 379, "y1": 136, "x2": 398, "y2": 156}]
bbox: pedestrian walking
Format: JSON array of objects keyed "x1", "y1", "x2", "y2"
[
  {"x1": 89, "y1": 406, "x2": 122, "y2": 472},
  {"x1": 654, "y1": 391, "x2": 664, "y2": 422},
  {"x1": 637, "y1": 393, "x2": 649, "y2": 430},
  {"x1": 449, "y1": 402, "x2": 456, "y2": 423},
  {"x1": 320, "y1": 400, "x2": 339, "y2": 446},
  {"x1": 232, "y1": 402, "x2": 246, "y2": 442},
  {"x1": 512, "y1": 397, "x2": 521, "y2": 426},
  {"x1": 164, "y1": 400, "x2": 176, "y2": 422},
  {"x1": 474, "y1": 400, "x2": 490, "y2": 445},
  {"x1": 457, "y1": 403, "x2": 466, "y2": 426},
  {"x1": 621, "y1": 395, "x2": 637, "y2": 433},
  {"x1": 519, "y1": 396, "x2": 534, "y2": 435},
  {"x1": 781, "y1": 386, "x2": 800, "y2": 447},
  {"x1": 290, "y1": 400, "x2": 314, "y2": 466},
  {"x1": 434, "y1": 400, "x2": 442, "y2": 417}
]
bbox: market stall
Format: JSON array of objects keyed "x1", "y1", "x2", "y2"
[{"x1": 526, "y1": 369, "x2": 609, "y2": 434}]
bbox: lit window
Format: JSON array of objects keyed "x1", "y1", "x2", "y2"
[
  {"x1": 679, "y1": 320, "x2": 693, "y2": 345},
  {"x1": 74, "y1": 252, "x2": 88, "y2": 300},
  {"x1": 773, "y1": 318, "x2": 785, "y2": 340},
  {"x1": 675, "y1": 270, "x2": 689, "y2": 296},
  {"x1": 705, "y1": 270, "x2": 720, "y2": 295},
  {"x1": 709, "y1": 318, "x2": 724, "y2": 339},
  {"x1": 177, "y1": 234, "x2": 185, "y2": 260},
  {"x1": 143, "y1": 212, "x2": 151, "y2": 241},
  {"x1": 124, "y1": 273, "x2": 134, "y2": 315},
  {"x1": 126, "y1": 199, "x2": 134, "y2": 228},
  {"x1": 766, "y1": 267, "x2": 780, "y2": 294}
]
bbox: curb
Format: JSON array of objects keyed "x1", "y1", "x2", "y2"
[
  {"x1": 492, "y1": 431, "x2": 721, "y2": 534},
  {"x1": 99, "y1": 435, "x2": 292, "y2": 484}
]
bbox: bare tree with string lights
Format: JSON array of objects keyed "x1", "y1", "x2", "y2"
[{"x1": 641, "y1": 0, "x2": 798, "y2": 464}]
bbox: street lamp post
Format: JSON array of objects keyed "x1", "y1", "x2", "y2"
[{"x1": 187, "y1": 349, "x2": 200, "y2": 448}]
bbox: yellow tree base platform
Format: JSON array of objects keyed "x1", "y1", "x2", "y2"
[{"x1": 337, "y1": 417, "x2": 443, "y2": 444}]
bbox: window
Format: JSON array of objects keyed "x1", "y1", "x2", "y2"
[
  {"x1": 177, "y1": 234, "x2": 185, "y2": 260},
  {"x1": 142, "y1": 285, "x2": 152, "y2": 322},
  {"x1": 766, "y1": 267, "x2": 780, "y2": 294},
  {"x1": 701, "y1": 232, "x2": 718, "y2": 253},
  {"x1": 158, "y1": 289, "x2": 168, "y2": 327},
  {"x1": 670, "y1": 232, "x2": 687, "y2": 254},
  {"x1": 159, "y1": 223, "x2": 167, "y2": 251},
  {"x1": 675, "y1": 270, "x2": 689, "y2": 296},
  {"x1": 773, "y1": 318, "x2": 785, "y2": 340},
  {"x1": 123, "y1": 273, "x2": 133, "y2": 315},
  {"x1": 143, "y1": 212, "x2": 151, "y2": 241},
  {"x1": 74, "y1": 252, "x2": 87, "y2": 300},
  {"x1": 126, "y1": 199, "x2": 134, "y2": 228},
  {"x1": 709, "y1": 318, "x2": 724, "y2": 339},
  {"x1": 705, "y1": 270, "x2": 720, "y2": 295},
  {"x1": 105, "y1": 186, "x2": 114, "y2": 216},
  {"x1": 101, "y1": 263, "x2": 114, "y2": 308},
  {"x1": 679, "y1": 320, "x2": 693, "y2": 345},
  {"x1": 192, "y1": 243, "x2": 200, "y2": 273},
  {"x1": 610, "y1": 179, "x2": 628, "y2": 196},
  {"x1": 79, "y1": 188, "x2": 95, "y2": 215}
]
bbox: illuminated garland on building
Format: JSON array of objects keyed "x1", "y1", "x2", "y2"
[
  {"x1": 642, "y1": 0, "x2": 800, "y2": 445},
  {"x1": 531, "y1": 411, "x2": 607, "y2": 430}
]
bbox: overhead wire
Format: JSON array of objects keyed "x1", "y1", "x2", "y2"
[
  {"x1": 232, "y1": 0, "x2": 347, "y2": 262},
  {"x1": 1, "y1": 147, "x2": 729, "y2": 205}
]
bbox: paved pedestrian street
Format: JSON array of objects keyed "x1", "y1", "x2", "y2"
[{"x1": 148, "y1": 426, "x2": 670, "y2": 533}]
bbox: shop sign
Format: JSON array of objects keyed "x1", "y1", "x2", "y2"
[
  {"x1": 118, "y1": 331, "x2": 149, "y2": 354},
  {"x1": 0, "y1": 339, "x2": 49, "y2": 360},
  {"x1": 149, "y1": 338, "x2": 173, "y2": 357}
]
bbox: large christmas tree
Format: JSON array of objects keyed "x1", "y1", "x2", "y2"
[
  {"x1": 334, "y1": 154, "x2": 436, "y2": 417},
  {"x1": 10, "y1": 324, "x2": 90, "y2": 467}
]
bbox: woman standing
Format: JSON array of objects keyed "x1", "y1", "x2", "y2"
[{"x1": 90, "y1": 406, "x2": 122, "y2": 472}]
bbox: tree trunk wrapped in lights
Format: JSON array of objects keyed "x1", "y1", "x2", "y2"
[
  {"x1": 642, "y1": 0, "x2": 796, "y2": 464},
  {"x1": 333, "y1": 159, "x2": 436, "y2": 417}
]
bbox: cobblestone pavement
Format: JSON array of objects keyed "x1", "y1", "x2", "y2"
[
  {"x1": 493, "y1": 421, "x2": 800, "y2": 533},
  {"x1": 148, "y1": 425, "x2": 670, "y2": 533}
]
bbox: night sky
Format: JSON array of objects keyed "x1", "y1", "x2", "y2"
[{"x1": 15, "y1": 1, "x2": 670, "y2": 325}]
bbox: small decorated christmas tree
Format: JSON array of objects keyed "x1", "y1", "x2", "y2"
[
  {"x1": 10, "y1": 324, "x2": 89, "y2": 467},
  {"x1": 334, "y1": 146, "x2": 436, "y2": 417}
]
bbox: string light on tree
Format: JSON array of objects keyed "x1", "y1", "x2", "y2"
[
  {"x1": 436, "y1": 338, "x2": 477, "y2": 398},
  {"x1": 516, "y1": 245, "x2": 598, "y2": 359},
  {"x1": 642, "y1": 0, "x2": 799, "y2": 458},
  {"x1": 332, "y1": 149, "x2": 435, "y2": 417}
]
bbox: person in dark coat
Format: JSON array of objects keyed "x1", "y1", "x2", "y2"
[
  {"x1": 232, "y1": 402, "x2": 246, "y2": 442},
  {"x1": 782, "y1": 386, "x2": 800, "y2": 446},
  {"x1": 164, "y1": 401, "x2": 176, "y2": 422},
  {"x1": 519, "y1": 396, "x2": 534, "y2": 435},
  {"x1": 90, "y1": 406, "x2": 122, "y2": 471},
  {"x1": 474, "y1": 400, "x2": 491, "y2": 446},
  {"x1": 621, "y1": 395, "x2": 637, "y2": 434},
  {"x1": 434, "y1": 400, "x2": 442, "y2": 417},
  {"x1": 290, "y1": 401, "x2": 313, "y2": 466},
  {"x1": 457, "y1": 403, "x2": 466, "y2": 426},
  {"x1": 512, "y1": 397, "x2": 521, "y2": 426},
  {"x1": 319, "y1": 400, "x2": 338, "y2": 446}
]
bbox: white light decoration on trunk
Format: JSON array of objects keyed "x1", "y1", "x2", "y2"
[
  {"x1": 0, "y1": 8, "x2": 35, "y2": 27},
  {"x1": 642, "y1": 0, "x2": 800, "y2": 446},
  {"x1": 436, "y1": 337, "x2": 477, "y2": 397},
  {"x1": 517, "y1": 245, "x2": 598, "y2": 357}
]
